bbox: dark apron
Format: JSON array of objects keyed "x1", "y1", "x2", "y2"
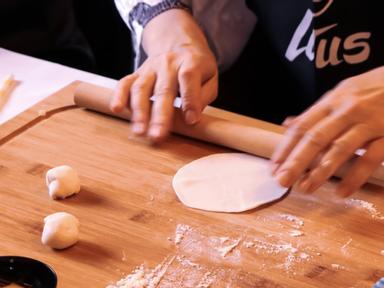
[{"x1": 215, "y1": 0, "x2": 384, "y2": 124}]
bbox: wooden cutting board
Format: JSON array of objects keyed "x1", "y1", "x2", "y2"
[{"x1": 0, "y1": 82, "x2": 383, "y2": 288}]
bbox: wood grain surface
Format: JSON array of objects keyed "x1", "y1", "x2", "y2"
[{"x1": 0, "y1": 83, "x2": 383, "y2": 288}]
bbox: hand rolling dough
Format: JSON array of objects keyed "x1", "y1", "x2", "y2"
[{"x1": 172, "y1": 153, "x2": 288, "y2": 213}]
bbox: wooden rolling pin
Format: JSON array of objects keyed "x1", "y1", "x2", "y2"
[{"x1": 74, "y1": 82, "x2": 384, "y2": 188}]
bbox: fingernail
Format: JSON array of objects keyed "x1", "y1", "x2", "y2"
[
  {"x1": 149, "y1": 127, "x2": 162, "y2": 139},
  {"x1": 275, "y1": 170, "x2": 292, "y2": 187},
  {"x1": 148, "y1": 125, "x2": 166, "y2": 142},
  {"x1": 282, "y1": 118, "x2": 291, "y2": 127},
  {"x1": 185, "y1": 110, "x2": 198, "y2": 125},
  {"x1": 132, "y1": 122, "x2": 146, "y2": 135}
]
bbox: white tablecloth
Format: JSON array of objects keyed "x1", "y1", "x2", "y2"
[{"x1": 0, "y1": 48, "x2": 117, "y2": 124}]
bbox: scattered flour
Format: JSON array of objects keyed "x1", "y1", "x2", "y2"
[
  {"x1": 299, "y1": 252, "x2": 310, "y2": 260},
  {"x1": 341, "y1": 238, "x2": 352, "y2": 250},
  {"x1": 117, "y1": 221, "x2": 322, "y2": 287},
  {"x1": 106, "y1": 256, "x2": 175, "y2": 288},
  {"x1": 242, "y1": 238, "x2": 312, "y2": 271},
  {"x1": 107, "y1": 266, "x2": 147, "y2": 288},
  {"x1": 289, "y1": 230, "x2": 304, "y2": 237},
  {"x1": 331, "y1": 263, "x2": 345, "y2": 270},
  {"x1": 243, "y1": 241, "x2": 255, "y2": 248},
  {"x1": 279, "y1": 214, "x2": 305, "y2": 228},
  {"x1": 37, "y1": 109, "x2": 47, "y2": 117},
  {"x1": 122, "y1": 250, "x2": 128, "y2": 262},
  {"x1": 219, "y1": 236, "x2": 230, "y2": 244},
  {"x1": 251, "y1": 239, "x2": 298, "y2": 255},
  {"x1": 196, "y1": 272, "x2": 215, "y2": 288},
  {"x1": 341, "y1": 238, "x2": 353, "y2": 256},
  {"x1": 345, "y1": 199, "x2": 384, "y2": 220},
  {"x1": 215, "y1": 238, "x2": 241, "y2": 257},
  {"x1": 176, "y1": 255, "x2": 200, "y2": 268},
  {"x1": 174, "y1": 224, "x2": 192, "y2": 245}
]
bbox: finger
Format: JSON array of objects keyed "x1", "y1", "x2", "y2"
[
  {"x1": 336, "y1": 137, "x2": 384, "y2": 197},
  {"x1": 271, "y1": 102, "x2": 331, "y2": 172},
  {"x1": 178, "y1": 64, "x2": 202, "y2": 125},
  {"x1": 111, "y1": 74, "x2": 138, "y2": 112},
  {"x1": 296, "y1": 126, "x2": 371, "y2": 193},
  {"x1": 148, "y1": 67, "x2": 178, "y2": 142},
  {"x1": 129, "y1": 72, "x2": 156, "y2": 135},
  {"x1": 282, "y1": 116, "x2": 297, "y2": 128},
  {"x1": 273, "y1": 110, "x2": 349, "y2": 187}
]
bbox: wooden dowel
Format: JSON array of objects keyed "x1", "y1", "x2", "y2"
[{"x1": 74, "y1": 82, "x2": 384, "y2": 188}]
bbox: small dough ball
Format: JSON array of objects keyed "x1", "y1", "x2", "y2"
[
  {"x1": 41, "y1": 212, "x2": 80, "y2": 249},
  {"x1": 46, "y1": 165, "x2": 80, "y2": 199}
]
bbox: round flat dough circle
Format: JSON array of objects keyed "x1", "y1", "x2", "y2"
[{"x1": 173, "y1": 153, "x2": 288, "y2": 213}]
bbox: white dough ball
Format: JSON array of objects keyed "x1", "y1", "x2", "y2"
[
  {"x1": 41, "y1": 212, "x2": 80, "y2": 249},
  {"x1": 46, "y1": 165, "x2": 80, "y2": 199}
]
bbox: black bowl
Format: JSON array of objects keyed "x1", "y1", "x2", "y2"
[{"x1": 0, "y1": 256, "x2": 57, "y2": 288}]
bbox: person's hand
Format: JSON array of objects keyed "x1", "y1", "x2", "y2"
[
  {"x1": 271, "y1": 66, "x2": 384, "y2": 197},
  {"x1": 110, "y1": 9, "x2": 218, "y2": 142}
]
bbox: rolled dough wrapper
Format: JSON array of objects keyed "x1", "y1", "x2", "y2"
[{"x1": 173, "y1": 153, "x2": 288, "y2": 213}]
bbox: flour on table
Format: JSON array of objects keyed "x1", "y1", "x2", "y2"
[
  {"x1": 196, "y1": 272, "x2": 214, "y2": 288},
  {"x1": 176, "y1": 255, "x2": 200, "y2": 268},
  {"x1": 37, "y1": 109, "x2": 47, "y2": 117},
  {"x1": 173, "y1": 153, "x2": 288, "y2": 213},
  {"x1": 106, "y1": 256, "x2": 175, "y2": 288},
  {"x1": 331, "y1": 263, "x2": 345, "y2": 270},
  {"x1": 215, "y1": 238, "x2": 241, "y2": 257},
  {"x1": 340, "y1": 238, "x2": 353, "y2": 256},
  {"x1": 242, "y1": 238, "x2": 312, "y2": 271},
  {"x1": 299, "y1": 252, "x2": 310, "y2": 260},
  {"x1": 174, "y1": 224, "x2": 192, "y2": 245},
  {"x1": 289, "y1": 230, "x2": 304, "y2": 237},
  {"x1": 345, "y1": 198, "x2": 384, "y2": 220},
  {"x1": 243, "y1": 241, "x2": 256, "y2": 248},
  {"x1": 107, "y1": 266, "x2": 147, "y2": 288},
  {"x1": 219, "y1": 236, "x2": 230, "y2": 244},
  {"x1": 278, "y1": 214, "x2": 304, "y2": 228}
]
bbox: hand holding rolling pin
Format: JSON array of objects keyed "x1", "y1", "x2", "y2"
[
  {"x1": 272, "y1": 66, "x2": 384, "y2": 197},
  {"x1": 110, "y1": 9, "x2": 218, "y2": 142}
]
